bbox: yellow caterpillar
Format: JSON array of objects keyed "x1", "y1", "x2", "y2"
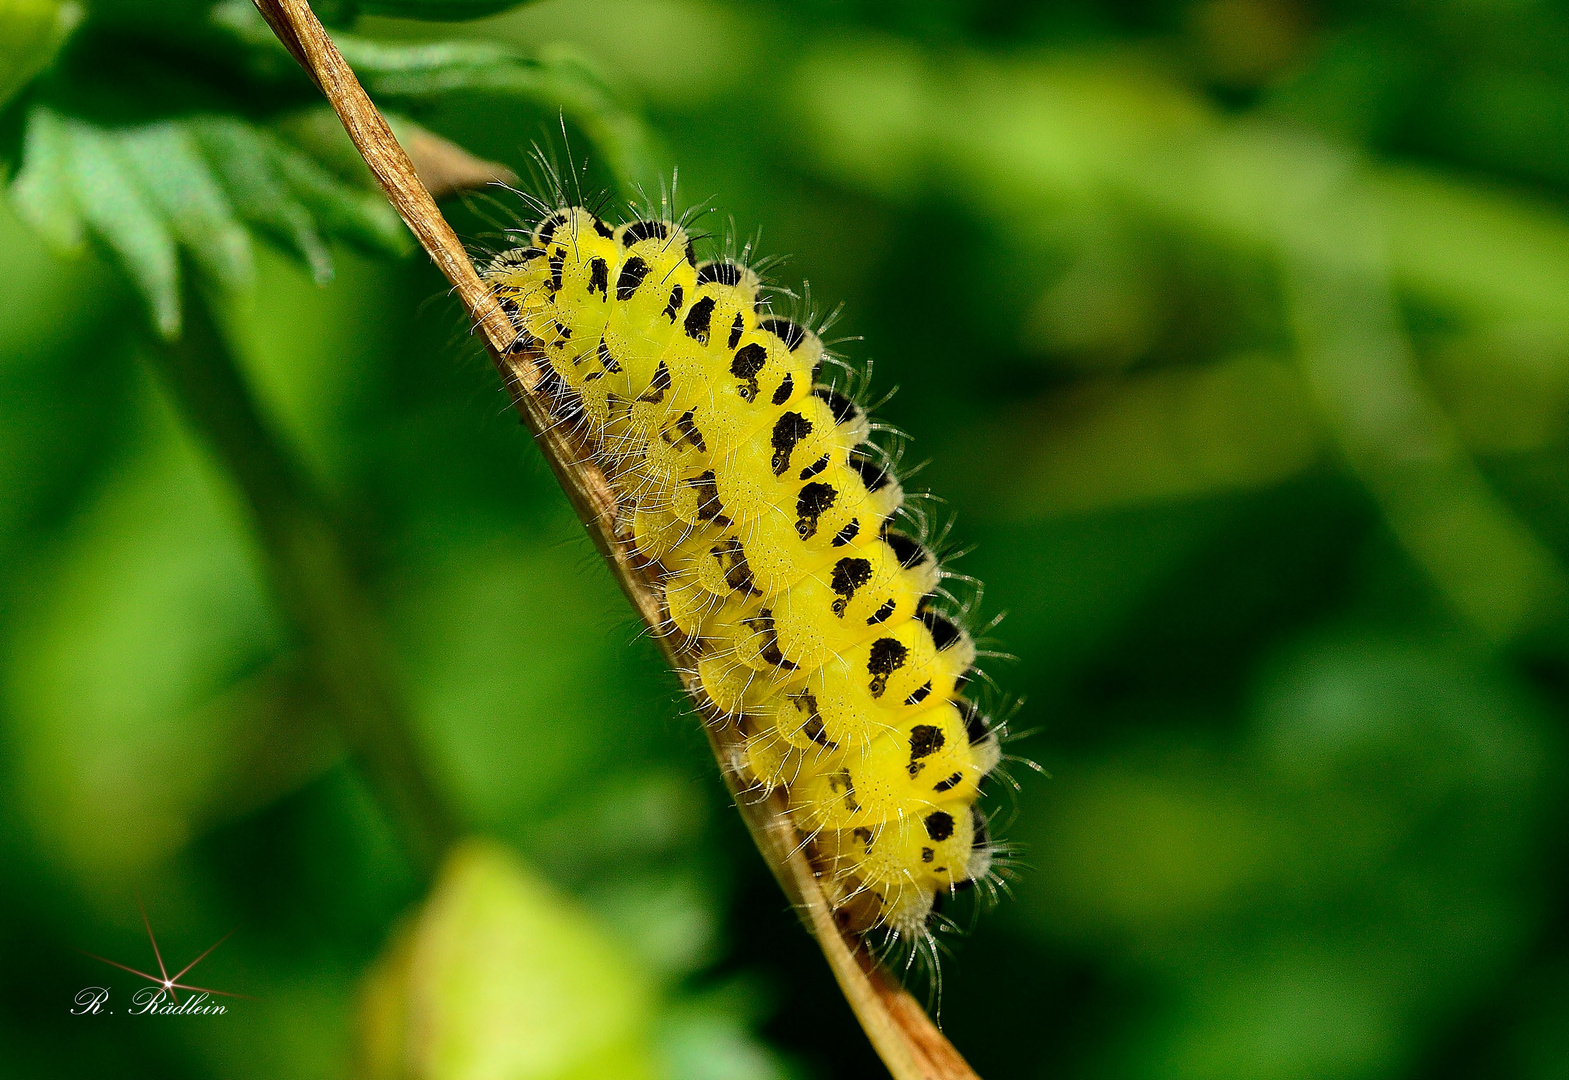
[{"x1": 479, "y1": 205, "x2": 1006, "y2": 945}]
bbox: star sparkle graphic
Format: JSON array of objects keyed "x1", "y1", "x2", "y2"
[{"x1": 79, "y1": 894, "x2": 251, "y2": 1005}]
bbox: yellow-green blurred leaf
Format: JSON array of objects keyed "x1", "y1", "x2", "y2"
[{"x1": 359, "y1": 839, "x2": 659, "y2": 1080}]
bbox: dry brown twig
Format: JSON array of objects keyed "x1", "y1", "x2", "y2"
[{"x1": 249, "y1": 2, "x2": 982, "y2": 1077}]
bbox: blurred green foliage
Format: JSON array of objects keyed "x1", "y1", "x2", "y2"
[{"x1": 4, "y1": 1, "x2": 1569, "y2": 1079}]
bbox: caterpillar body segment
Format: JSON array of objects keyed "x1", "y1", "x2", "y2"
[{"x1": 480, "y1": 206, "x2": 1006, "y2": 941}]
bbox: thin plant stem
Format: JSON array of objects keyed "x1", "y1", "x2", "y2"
[
  {"x1": 250, "y1": 2, "x2": 982, "y2": 1076},
  {"x1": 145, "y1": 276, "x2": 458, "y2": 875}
]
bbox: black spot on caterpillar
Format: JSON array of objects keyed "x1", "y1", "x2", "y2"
[
  {"x1": 771, "y1": 373, "x2": 795, "y2": 406},
  {"x1": 908, "y1": 723, "x2": 944, "y2": 765},
  {"x1": 621, "y1": 218, "x2": 667, "y2": 244},
  {"x1": 732, "y1": 342, "x2": 767, "y2": 402},
  {"x1": 771, "y1": 412, "x2": 812, "y2": 476},
  {"x1": 831, "y1": 557, "x2": 874, "y2": 617},
  {"x1": 616, "y1": 255, "x2": 650, "y2": 300},
  {"x1": 669, "y1": 411, "x2": 707, "y2": 453},
  {"x1": 920, "y1": 608, "x2": 962, "y2": 651},
  {"x1": 620, "y1": 218, "x2": 698, "y2": 264},
  {"x1": 684, "y1": 296, "x2": 714, "y2": 342},
  {"x1": 958, "y1": 699, "x2": 990, "y2": 744},
  {"x1": 867, "y1": 635, "x2": 908, "y2": 697},
  {"x1": 638, "y1": 362, "x2": 672, "y2": 404},
  {"x1": 798, "y1": 453, "x2": 829, "y2": 480},
  {"x1": 687, "y1": 469, "x2": 722, "y2": 519},
  {"x1": 795, "y1": 481, "x2": 836, "y2": 540},
  {"x1": 759, "y1": 317, "x2": 807, "y2": 350},
  {"x1": 849, "y1": 452, "x2": 890, "y2": 493},
  {"x1": 490, "y1": 246, "x2": 544, "y2": 273},
  {"x1": 596, "y1": 337, "x2": 622, "y2": 374},
  {"x1": 813, "y1": 386, "x2": 860, "y2": 425},
  {"x1": 535, "y1": 209, "x2": 571, "y2": 246},
  {"x1": 886, "y1": 532, "x2": 929, "y2": 569},
  {"x1": 698, "y1": 259, "x2": 743, "y2": 287},
  {"x1": 790, "y1": 692, "x2": 835, "y2": 748},
  {"x1": 710, "y1": 538, "x2": 758, "y2": 595}
]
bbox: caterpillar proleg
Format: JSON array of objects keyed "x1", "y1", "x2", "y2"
[{"x1": 477, "y1": 196, "x2": 1011, "y2": 953}]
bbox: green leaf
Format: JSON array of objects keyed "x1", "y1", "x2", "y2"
[
  {"x1": 61, "y1": 115, "x2": 182, "y2": 338},
  {"x1": 8, "y1": 104, "x2": 415, "y2": 334},
  {"x1": 188, "y1": 116, "x2": 411, "y2": 275},
  {"x1": 187, "y1": 115, "x2": 336, "y2": 284},
  {"x1": 339, "y1": 36, "x2": 656, "y2": 192},
  {"x1": 209, "y1": 3, "x2": 657, "y2": 193},
  {"x1": 8, "y1": 104, "x2": 84, "y2": 252},
  {"x1": 0, "y1": 0, "x2": 82, "y2": 109},
  {"x1": 116, "y1": 121, "x2": 256, "y2": 296},
  {"x1": 332, "y1": 35, "x2": 531, "y2": 92},
  {"x1": 268, "y1": 139, "x2": 413, "y2": 259},
  {"x1": 359, "y1": 839, "x2": 660, "y2": 1080},
  {"x1": 8, "y1": 6, "x2": 644, "y2": 335}
]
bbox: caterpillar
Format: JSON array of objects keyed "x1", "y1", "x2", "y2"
[{"x1": 477, "y1": 200, "x2": 1009, "y2": 952}]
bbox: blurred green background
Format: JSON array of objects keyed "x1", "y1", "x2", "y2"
[{"x1": 5, "y1": 0, "x2": 1569, "y2": 1078}]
